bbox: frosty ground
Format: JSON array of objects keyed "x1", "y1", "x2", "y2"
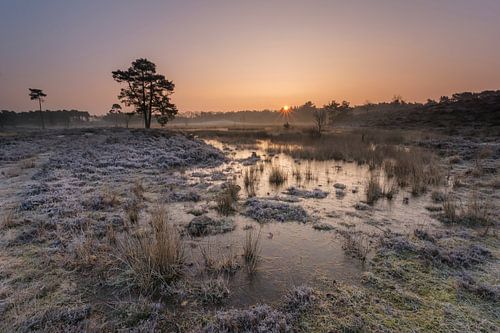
[{"x1": 0, "y1": 127, "x2": 498, "y2": 332}]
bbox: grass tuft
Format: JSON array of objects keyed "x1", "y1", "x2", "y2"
[
  {"x1": 117, "y1": 206, "x2": 184, "y2": 292},
  {"x1": 243, "y1": 230, "x2": 262, "y2": 274},
  {"x1": 365, "y1": 174, "x2": 382, "y2": 204},
  {"x1": 269, "y1": 166, "x2": 287, "y2": 186}
]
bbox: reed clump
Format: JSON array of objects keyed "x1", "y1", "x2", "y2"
[
  {"x1": 269, "y1": 166, "x2": 287, "y2": 186},
  {"x1": 117, "y1": 206, "x2": 185, "y2": 292},
  {"x1": 243, "y1": 166, "x2": 259, "y2": 197},
  {"x1": 243, "y1": 230, "x2": 262, "y2": 273}
]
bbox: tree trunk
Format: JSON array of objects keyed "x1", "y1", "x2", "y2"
[
  {"x1": 39, "y1": 99, "x2": 45, "y2": 129},
  {"x1": 143, "y1": 108, "x2": 149, "y2": 129}
]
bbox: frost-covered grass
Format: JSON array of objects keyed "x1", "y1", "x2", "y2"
[
  {"x1": 283, "y1": 186, "x2": 329, "y2": 199},
  {"x1": 301, "y1": 230, "x2": 499, "y2": 332},
  {"x1": 0, "y1": 129, "x2": 228, "y2": 331},
  {"x1": 243, "y1": 198, "x2": 308, "y2": 223},
  {"x1": 0, "y1": 128, "x2": 498, "y2": 331}
]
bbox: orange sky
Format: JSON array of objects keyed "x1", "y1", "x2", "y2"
[{"x1": 1, "y1": 1, "x2": 499, "y2": 114}]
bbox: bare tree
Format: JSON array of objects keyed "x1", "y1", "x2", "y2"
[
  {"x1": 312, "y1": 108, "x2": 328, "y2": 137},
  {"x1": 29, "y1": 88, "x2": 47, "y2": 129}
]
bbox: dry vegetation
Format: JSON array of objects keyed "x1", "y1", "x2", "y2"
[
  {"x1": 117, "y1": 206, "x2": 185, "y2": 292},
  {"x1": 268, "y1": 165, "x2": 287, "y2": 186},
  {"x1": 0, "y1": 127, "x2": 497, "y2": 332},
  {"x1": 243, "y1": 229, "x2": 262, "y2": 273},
  {"x1": 243, "y1": 165, "x2": 260, "y2": 197},
  {"x1": 215, "y1": 181, "x2": 240, "y2": 215}
]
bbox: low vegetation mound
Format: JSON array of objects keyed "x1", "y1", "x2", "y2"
[
  {"x1": 186, "y1": 215, "x2": 235, "y2": 236},
  {"x1": 243, "y1": 198, "x2": 308, "y2": 223}
]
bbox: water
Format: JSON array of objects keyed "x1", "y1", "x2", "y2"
[{"x1": 175, "y1": 139, "x2": 442, "y2": 306}]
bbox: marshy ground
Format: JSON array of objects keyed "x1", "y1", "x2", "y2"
[{"x1": 0, "y1": 127, "x2": 498, "y2": 332}]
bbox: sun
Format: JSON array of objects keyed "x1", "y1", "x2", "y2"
[{"x1": 280, "y1": 105, "x2": 291, "y2": 116}]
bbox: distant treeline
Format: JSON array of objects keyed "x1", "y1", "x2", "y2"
[
  {"x1": 172, "y1": 90, "x2": 500, "y2": 125},
  {"x1": 2, "y1": 90, "x2": 498, "y2": 128},
  {"x1": 0, "y1": 110, "x2": 90, "y2": 128}
]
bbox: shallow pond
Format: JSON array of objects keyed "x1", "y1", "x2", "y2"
[{"x1": 175, "y1": 139, "x2": 443, "y2": 307}]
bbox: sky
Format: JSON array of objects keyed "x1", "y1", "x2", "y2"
[{"x1": 1, "y1": 0, "x2": 499, "y2": 114}]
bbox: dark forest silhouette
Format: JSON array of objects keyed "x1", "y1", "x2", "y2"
[
  {"x1": 0, "y1": 110, "x2": 90, "y2": 128},
  {"x1": 1, "y1": 88, "x2": 498, "y2": 130}
]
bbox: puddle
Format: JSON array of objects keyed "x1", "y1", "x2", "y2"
[{"x1": 173, "y1": 139, "x2": 444, "y2": 307}]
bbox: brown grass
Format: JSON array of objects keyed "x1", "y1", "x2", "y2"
[
  {"x1": 243, "y1": 166, "x2": 259, "y2": 197},
  {"x1": 462, "y1": 191, "x2": 494, "y2": 232},
  {"x1": 72, "y1": 231, "x2": 99, "y2": 270},
  {"x1": 365, "y1": 174, "x2": 382, "y2": 204},
  {"x1": 125, "y1": 200, "x2": 140, "y2": 225},
  {"x1": 442, "y1": 193, "x2": 458, "y2": 222},
  {"x1": 117, "y1": 206, "x2": 185, "y2": 292},
  {"x1": 216, "y1": 182, "x2": 240, "y2": 216},
  {"x1": 269, "y1": 166, "x2": 287, "y2": 186},
  {"x1": 102, "y1": 186, "x2": 121, "y2": 207},
  {"x1": 200, "y1": 242, "x2": 240, "y2": 274},
  {"x1": 292, "y1": 167, "x2": 302, "y2": 182},
  {"x1": 342, "y1": 233, "x2": 370, "y2": 263},
  {"x1": 19, "y1": 158, "x2": 36, "y2": 169},
  {"x1": 1, "y1": 209, "x2": 16, "y2": 229},
  {"x1": 132, "y1": 179, "x2": 145, "y2": 199},
  {"x1": 243, "y1": 230, "x2": 262, "y2": 274}
]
